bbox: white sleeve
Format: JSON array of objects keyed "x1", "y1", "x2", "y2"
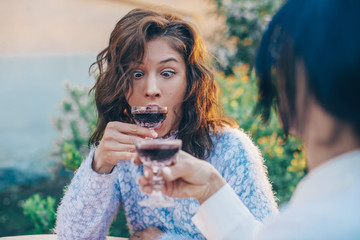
[{"x1": 192, "y1": 184, "x2": 262, "y2": 240}]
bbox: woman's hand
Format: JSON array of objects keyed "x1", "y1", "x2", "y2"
[
  {"x1": 92, "y1": 121, "x2": 157, "y2": 174},
  {"x1": 138, "y1": 150, "x2": 226, "y2": 204},
  {"x1": 129, "y1": 226, "x2": 164, "y2": 240}
]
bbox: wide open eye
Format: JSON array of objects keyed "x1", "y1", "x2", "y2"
[
  {"x1": 132, "y1": 70, "x2": 144, "y2": 79},
  {"x1": 161, "y1": 70, "x2": 176, "y2": 78}
]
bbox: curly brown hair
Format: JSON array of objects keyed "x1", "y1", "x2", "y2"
[{"x1": 89, "y1": 8, "x2": 237, "y2": 159}]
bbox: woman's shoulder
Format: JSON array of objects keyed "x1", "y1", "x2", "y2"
[
  {"x1": 209, "y1": 126, "x2": 263, "y2": 164},
  {"x1": 212, "y1": 126, "x2": 256, "y2": 149}
]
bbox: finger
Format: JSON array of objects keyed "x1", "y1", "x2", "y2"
[
  {"x1": 122, "y1": 144, "x2": 136, "y2": 152},
  {"x1": 138, "y1": 167, "x2": 155, "y2": 194},
  {"x1": 137, "y1": 175, "x2": 150, "y2": 186},
  {"x1": 146, "y1": 226, "x2": 164, "y2": 235},
  {"x1": 130, "y1": 156, "x2": 136, "y2": 165},
  {"x1": 138, "y1": 175, "x2": 153, "y2": 194},
  {"x1": 136, "y1": 167, "x2": 153, "y2": 187},
  {"x1": 129, "y1": 232, "x2": 141, "y2": 239},
  {"x1": 140, "y1": 185, "x2": 154, "y2": 194},
  {"x1": 101, "y1": 140, "x2": 136, "y2": 153},
  {"x1": 137, "y1": 176, "x2": 153, "y2": 194},
  {"x1": 130, "y1": 154, "x2": 142, "y2": 165},
  {"x1": 161, "y1": 179, "x2": 175, "y2": 196},
  {"x1": 143, "y1": 166, "x2": 153, "y2": 180},
  {"x1": 162, "y1": 166, "x2": 175, "y2": 181},
  {"x1": 108, "y1": 151, "x2": 137, "y2": 162},
  {"x1": 162, "y1": 152, "x2": 195, "y2": 181},
  {"x1": 107, "y1": 121, "x2": 158, "y2": 138},
  {"x1": 102, "y1": 130, "x2": 145, "y2": 146}
]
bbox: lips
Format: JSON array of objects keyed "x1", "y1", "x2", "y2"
[{"x1": 146, "y1": 103, "x2": 160, "y2": 107}]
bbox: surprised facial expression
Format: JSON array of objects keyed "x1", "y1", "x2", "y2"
[{"x1": 126, "y1": 38, "x2": 187, "y2": 137}]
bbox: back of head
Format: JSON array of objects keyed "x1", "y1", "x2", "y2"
[{"x1": 256, "y1": 0, "x2": 360, "y2": 137}]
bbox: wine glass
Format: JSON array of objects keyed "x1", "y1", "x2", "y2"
[
  {"x1": 131, "y1": 106, "x2": 167, "y2": 129},
  {"x1": 135, "y1": 139, "x2": 182, "y2": 207}
]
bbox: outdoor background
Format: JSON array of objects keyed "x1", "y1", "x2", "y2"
[{"x1": 0, "y1": 0, "x2": 306, "y2": 237}]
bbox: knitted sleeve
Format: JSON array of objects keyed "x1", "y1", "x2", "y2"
[
  {"x1": 55, "y1": 148, "x2": 122, "y2": 240},
  {"x1": 209, "y1": 128, "x2": 279, "y2": 222}
]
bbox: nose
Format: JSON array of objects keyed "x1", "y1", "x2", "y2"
[{"x1": 144, "y1": 73, "x2": 161, "y2": 98}]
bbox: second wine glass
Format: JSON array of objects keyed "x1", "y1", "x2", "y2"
[{"x1": 135, "y1": 139, "x2": 182, "y2": 207}]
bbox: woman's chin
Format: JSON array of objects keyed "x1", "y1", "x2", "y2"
[
  {"x1": 154, "y1": 119, "x2": 178, "y2": 138},
  {"x1": 154, "y1": 122, "x2": 167, "y2": 138}
]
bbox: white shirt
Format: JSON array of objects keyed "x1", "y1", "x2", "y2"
[{"x1": 192, "y1": 150, "x2": 360, "y2": 240}]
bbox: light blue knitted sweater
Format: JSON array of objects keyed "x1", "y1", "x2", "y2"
[{"x1": 55, "y1": 128, "x2": 278, "y2": 239}]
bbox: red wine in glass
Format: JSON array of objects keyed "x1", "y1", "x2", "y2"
[
  {"x1": 135, "y1": 139, "x2": 182, "y2": 207},
  {"x1": 131, "y1": 106, "x2": 167, "y2": 129},
  {"x1": 136, "y1": 141, "x2": 180, "y2": 165}
]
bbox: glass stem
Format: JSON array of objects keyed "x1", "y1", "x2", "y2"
[{"x1": 151, "y1": 166, "x2": 164, "y2": 190}]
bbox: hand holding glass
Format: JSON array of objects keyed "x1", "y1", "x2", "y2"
[{"x1": 135, "y1": 139, "x2": 182, "y2": 207}]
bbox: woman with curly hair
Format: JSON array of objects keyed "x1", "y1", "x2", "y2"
[{"x1": 55, "y1": 8, "x2": 278, "y2": 240}]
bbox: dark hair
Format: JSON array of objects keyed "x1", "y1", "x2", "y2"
[
  {"x1": 89, "y1": 8, "x2": 237, "y2": 159},
  {"x1": 255, "y1": 0, "x2": 360, "y2": 138}
]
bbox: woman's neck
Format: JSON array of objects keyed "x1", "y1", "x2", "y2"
[{"x1": 305, "y1": 125, "x2": 360, "y2": 171}]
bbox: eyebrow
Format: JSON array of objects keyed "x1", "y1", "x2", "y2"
[
  {"x1": 160, "y1": 58, "x2": 179, "y2": 64},
  {"x1": 134, "y1": 57, "x2": 179, "y2": 66}
]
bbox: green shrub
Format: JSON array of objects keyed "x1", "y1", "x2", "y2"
[
  {"x1": 52, "y1": 82, "x2": 97, "y2": 172},
  {"x1": 22, "y1": 194, "x2": 56, "y2": 234},
  {"x1": 214, "y1": 0, "x2": 283, "y2": 73},
  {"x1": 217, "y1": 64, "x2": 306, "y2": 204},
  {"x1": 22, "y1": 83, "x2": 130, "y2": 237}
]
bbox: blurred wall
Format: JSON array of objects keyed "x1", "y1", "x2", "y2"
[{"x1": 0, "y1": 0, "x2": 224, "y2": 56}]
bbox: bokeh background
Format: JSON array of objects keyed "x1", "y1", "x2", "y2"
[{"x1": 0, "y1": 0, "x2": 306, "y2": 237}]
